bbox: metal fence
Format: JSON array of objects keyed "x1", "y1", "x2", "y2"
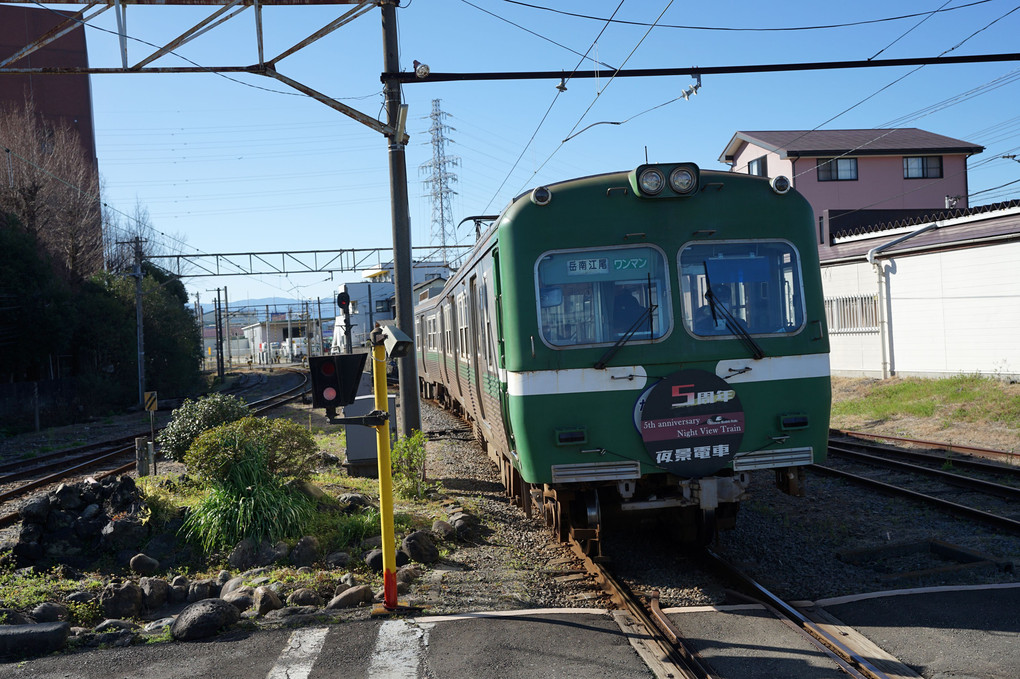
[{"x1": 824, "y1": 294, "x2": 879, "y2": 334}]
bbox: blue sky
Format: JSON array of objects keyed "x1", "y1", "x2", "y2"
[{"x1": 72, "y1": 0, "x2": 1020, "y2": 306}]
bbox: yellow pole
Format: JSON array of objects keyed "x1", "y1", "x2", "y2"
[{"x1": 372, "y1": 342, "x2": 398, "y2": 609}]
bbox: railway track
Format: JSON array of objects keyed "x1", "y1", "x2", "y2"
[
  {"x1": 818, "y1": 435, "x2": 1020, "y2": 533},
  {"x1": 0, "y1": 369, "x2": 309, "y2": 529}
]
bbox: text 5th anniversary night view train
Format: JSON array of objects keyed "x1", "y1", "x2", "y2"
[{"x1": 413, "y1": 162, "x2": 830, "y2": 550}]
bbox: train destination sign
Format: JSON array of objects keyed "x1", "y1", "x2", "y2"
[{"x1": 638, "y1": 369, "x2": 744, "y2": 477}]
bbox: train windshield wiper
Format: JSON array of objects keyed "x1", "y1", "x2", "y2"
[
  {"x1": 705, "y1": 287, "x2": 766, "y2": 360},
  {"x1": 594, "y1": 303, "x2": 655, "y2": 369}
]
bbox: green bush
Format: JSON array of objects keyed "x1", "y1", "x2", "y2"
[
  {"x1": 391, "y1": 431, "x2": 437, "y2": 500},
  {"x1": 181, "y1": 445, "x2": 315, "y2": 554},
  {"x1": 156, "y1": 393, "x2": 249, "y2": 461},
  {"x1": 184, "y1": 416, "x2": 318, "y2": 483}
]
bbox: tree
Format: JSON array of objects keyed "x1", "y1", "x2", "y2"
[{"x1": 0, "y1": 100, "x2": 102, "y2": 282}]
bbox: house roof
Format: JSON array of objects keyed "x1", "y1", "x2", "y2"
[{"x1": 719, "y1": 128, "x2": 984, "y2": 163}]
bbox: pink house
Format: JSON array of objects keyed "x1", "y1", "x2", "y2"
[{"x1": 718, "y1": 129, "x2": 984, "y2": 248}]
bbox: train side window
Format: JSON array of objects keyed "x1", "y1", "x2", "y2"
[
  {"x1": 678, "y1": 240, "x2": 806, "y2": 338},
  {"x1": 535, "y1": 245, "x2": 672, "y2": 348}
]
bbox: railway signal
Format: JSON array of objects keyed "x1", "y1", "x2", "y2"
[{"x1": 308, "y1": 354, "x2": 366, "y2": 417}]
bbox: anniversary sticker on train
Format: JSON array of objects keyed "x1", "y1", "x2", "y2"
[{"x1": 639, "y1": 369, "x2": 745, "y2": 477}]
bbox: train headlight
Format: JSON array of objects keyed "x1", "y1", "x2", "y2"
[
  {"x1": 637, "y1": 168, "x2": 665, "y2": 195},
  {"x1": 531, "y1": 186, "x2": 552, "y2": 206},
  {"x1": 669, "y1": 166, "x2": 698, "y2": 194},
  {"x1": 771, "y1": 176, "x2": 792, "y2": 194}
]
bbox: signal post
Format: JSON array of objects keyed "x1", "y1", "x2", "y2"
[{"x1": 308, "y1": 322, "x2": 416, "y2": 612}]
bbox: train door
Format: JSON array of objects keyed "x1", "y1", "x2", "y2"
[
  {"x1": 470, "y1": 275, "x2": 485, "y2": 421},
  {"x1": 492, "y1": 249, "x2": 515, "y2": 453},
  {"x1": 439, "y1": 301, "x2": 452, "y2": 387}
]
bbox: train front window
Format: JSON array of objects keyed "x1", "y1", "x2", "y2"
[
  {"x1": 679, "y1": 241, "x2": 806, "y2": 337},
  {"x1": 536, "y1": 246, "x2": 671, "y2": 347}
]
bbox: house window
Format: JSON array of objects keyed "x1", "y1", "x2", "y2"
[
  {"x1": 816, "y1": 157, "x2": 857, "y2": 181},
  {"x1": 904, "y1": 156, "x2": 942, "y2": 179},
  {"x1": 375, "y1": 299, "x2": 390, "y2": 313},
  {"x1": 748, "y1": 156, "x2": 768, "y2": 177}
]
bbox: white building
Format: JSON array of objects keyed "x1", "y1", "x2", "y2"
[
  {"x1": 819, "y1": 201, "x2": 1020, "y2": 379},
  {"x1": 332, "y1": 261, "x2": 452, "y2": 353}
]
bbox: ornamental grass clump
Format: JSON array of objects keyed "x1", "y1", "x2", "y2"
[
  {"x1": 184, "y1": 416, "x2": 318, "y2": 484},
  {"x1": 391, "y1": 431, "x2": 438, "y2": 500},
  {"x1": 181, "y1": 444, "x2": 315, "y2": 555}
]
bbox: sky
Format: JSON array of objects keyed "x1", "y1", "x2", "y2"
[{"x1": 46, "y1": 0, "x2": 1020, "y2": 308}]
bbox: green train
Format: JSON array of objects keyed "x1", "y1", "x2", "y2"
[{"x1": 414, "y1": 163, "x2": 830, "y2": 551}]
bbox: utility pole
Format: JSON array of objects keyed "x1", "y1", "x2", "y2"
[
  {"x1": 132, "y1": 237, "x2": 145, "y2": 407},
  {"x1": 420, "y1": 99, "x2": 460, "y2": 264},
  {"x1": 208, "y1": 288, "x2": 224, "y2": 380},
  {"x1": 224, "y1": 286, "x2": 232, "y2": 368},
  {"x1": 382, "y1": 0, "x2": 421, "y2": 437}
]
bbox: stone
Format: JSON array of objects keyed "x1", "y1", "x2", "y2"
[
  {"x1": 53, "y1": 483, "x2": 83, "y2": 511},
  {"x1": 94, "y1": 619, "x2": 140, "y2": 633},
  {"x1": 396, "y1": 566, "x2": 421, "y2": 585},
  {"x1": 143, "y1": 618, "x2": 176, "y2": 633},
  {"x1": 30, "y1": 602, "x2": 69, "y2": 623},
  {"x1": 65, "y1": 591, "x2": 96, "y2": 604},
  {"x1": 100, "y1": 582, "x2": 143, "y2": 620},
  {"x1": 100, "y1": 516, "x2": 149, "y2": 552},
  {"x1": 324, "y1": 551, "x2": 350, "y2": 569},
  {"x1": 228, "y1": 538, "x2": 290, "y2": 570},
  {"x1": 286, "y1": 588, "x2": 323, "y2": 607},
  {"x1": 402, "y1": 531, "x2": 440, "y2": 564},
  {"x1": 253, "y1": 586, "x2": 283, "y2": 616},
  {"x1": 221, "y1": 588, "x2": 254, "y2": 613},
  {"x1": 431, "y1": 520, "x2": 457, "y2": 540},
  {"x1": 139, "y1": 577, "x2": 169, "y2": 610},
  {"x1": 187, "y1": 578, "x2": 219, "y2": 602},
  {"x1": 0, "y1": 609, "x2": 31, "y2": 625},
  {"x1": 0, "y1": 622, "x2": 69, "y2": 659},
  {"x1": 80, "y1": 503, "x2": 101, "y2": 520},
  {"x1": 216, "y1": 570, "x2": 232, "y2": 587},
  {"x1": 170, "y1": 599, "x2": 240, "y2": 641},
  {"x1": 129, "y1": 553, "x2": 160, "y2": 575},
  {"x1": 220, "y1": 575, "x2": 247, "y2": 596},
  {"x1": 326, "y1": 585, "x2": 374, "y2": 609},
  {"x1": 289, "y1": 536, "x2": 320, "y2": 567},
  {"x1": 18, "y1": 496, "x2": 51, "y2": 524},
  {"x1": 364, "y1": 548, "x2": 409, "y2": 573}
]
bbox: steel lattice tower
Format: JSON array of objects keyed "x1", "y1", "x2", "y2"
[{"x1": 419, "y1": 99, "x2": 460, "y2": 264}]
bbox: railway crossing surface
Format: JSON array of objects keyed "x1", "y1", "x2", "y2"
[{"x1": 1, "y1": 586, "x2": 1017, "y2": 678}]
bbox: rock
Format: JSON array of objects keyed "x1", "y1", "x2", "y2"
[
  {"x1": 402, "y1": 531, "x2": 440, "y2": 564},
  {"x1": 94, "y1": 619, "x2": 140, "y2": 633},
  {"x1": 396, "y1": 566, "x2": 421, "y2": 585},
  {"x1": 31, "y1": 602, "x2": 69, "y2": 623},
  {"x1": 253, "y1": 586, "x2": 283, "y2": 616},
  {"x1": 221, "y1": 588, "x2": 254, "y2": 613},
  {"x1": 65, "y1": 591, "x2": 96, "y2": 604},
  {"x1": 289, "y1": 536, "x2": 320, "y2": 567},
  {"x1": 80, "y1": 503, "x2": 101, "y2": 520},
  {"x1": 187, "y1": 578, "x2": 219, "y2": 602},
  {"x1": 18, "y1": 496, "x2": 51, "y2": 524},
  {"x1": 170, "y1": 599, "x2": 240, "y2": 641},
  {"x1": 286, "y1": 588, "x2": 323, "y2": 607},
  {"x1": 361, "y1": 535, "x2": 384, "y2": 550},
  {"x1": 431, "y1": 520, "x2": 457, "y2": 540},
  {"x1": 53, "y1": 483, "x2": 83, "y2": 511},
  {"x1": 100, "y1": 516, "x2": 149, "y2": 552},
  {"x1": 143, "y1": 618, "x2": 175, "y2": 633},
  {"x1": 130, "y1": 553, "x2": 160, "y2": 575},
  {"x1": 264, "y1": 606, "x2": 318, "y2": 620},
  {"x1": 100, "y1": 582, "x2": 143, "y2": 619},
  {"x1": 290, "y1": 480, "x2": 325, "y2": 500},
  {"x1": 0, "y1": 622, "x2": 69, "y2": 659},
  {"x1": 324, "y1": 551, "x2": 350, "y2": 569},
  {"x1": 338, "y1": 493, "x2": 372, "y2": 509},
  {"x1": 216, "y1": 570, "x2": 232, "y2": 587},
  {"x1": 326, "y1": 585, "x2": 374, "y2": 609},
  {"x1": 220, "y1": 576, "x2": 247, "y2": 596},
  {"x1": 228, "y1": 538, "x2": 290, "y2": 570},
  {"x1": 333, "y1": 583, "x2": 351, "y2": 597},
  {"x1": 44, "y1": 509, "x2": 74, "y2": 532},
  {"x1": 139, "y1": 577, "x2": 169, "y2": 610},
  {"x1": 364, "y1": 548, "x2": 409, "y2": 573},
  {"x1": 0, "y1": 609, "x2": 31, "y2": 625}
]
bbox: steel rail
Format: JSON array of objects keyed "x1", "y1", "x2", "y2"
[
  {"x1": 828, "y1": 444, "x2": 1020, "y2": 500},
  {"x1": 568, "y1": 540, "x2": 713, "y2": 679},
  {"x1": 829, "y1": 436, "x2": 1020, "y2": 478},
  {"x1": 702, "y1": 548, "x2": 893, "y2": 679},
  {"x1": 811, "y1": 464, "x2": 1020, "y2": 533},
  {"x1": 831, "y1": 429, "x2": 1018, "y2": 463}
]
